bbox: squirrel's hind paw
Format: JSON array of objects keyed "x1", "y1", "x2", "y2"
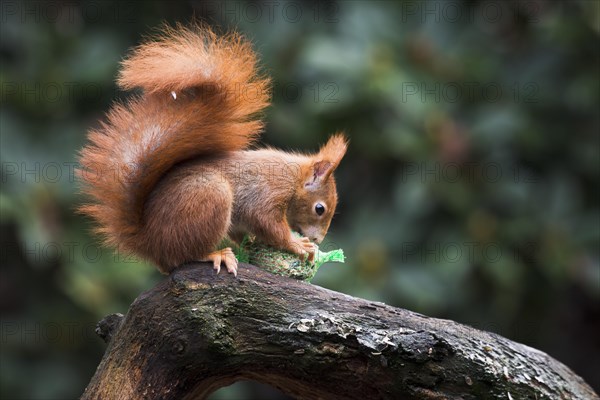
[{"x1": 204, "y1": 247, "x2": 238, "y2": 277}]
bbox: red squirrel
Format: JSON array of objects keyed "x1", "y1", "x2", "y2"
[{"x1": 78, "y1": 24, "x2": 347, "y2": 276}]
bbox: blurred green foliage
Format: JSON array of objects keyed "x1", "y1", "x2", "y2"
[{"x1": 1, "y1": 1, "x2": 598, "y2": 398}]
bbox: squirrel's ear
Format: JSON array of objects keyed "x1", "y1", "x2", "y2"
[{"x1": 305, "y1": 133, "x2": 348, "y2": 189}]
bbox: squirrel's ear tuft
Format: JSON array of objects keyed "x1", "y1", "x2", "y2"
[
  {"x1": 318, "y1": 133, "x2": 348, "y2": 169},
  {"x1": 317, "y1": 133, "x2": 348, "y2": 173},
  {"x1": 305, "y1": 133, "x2": 348, "y2": 189}
]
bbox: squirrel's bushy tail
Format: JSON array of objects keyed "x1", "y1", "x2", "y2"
[{"x1": 78, "y1": 24, "x2": 270, "y2": 254}]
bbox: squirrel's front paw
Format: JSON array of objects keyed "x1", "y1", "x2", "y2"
[
  {"x1": 289, "y1": 236, "x2": 316, "y2": 262},
  {"x1": 204, "y1": 247, "x2": 238, "y2": 277}
]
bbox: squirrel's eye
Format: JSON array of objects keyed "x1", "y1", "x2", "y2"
[{"x1": 315, "y1": 203, "x2": 325, "y2": 216}]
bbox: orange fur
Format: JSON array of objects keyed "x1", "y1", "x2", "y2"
[{"x1": 78, "y1": 24, "x2": 347, "y2": 274}]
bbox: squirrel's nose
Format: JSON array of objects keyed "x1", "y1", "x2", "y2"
[{"x1": 311, "y1": 236, "x2": 322, "y2": 244}]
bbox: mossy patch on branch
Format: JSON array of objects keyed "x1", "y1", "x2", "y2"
[{"x1": 221, "y1": 233, "x2": 345, "y2": 281}]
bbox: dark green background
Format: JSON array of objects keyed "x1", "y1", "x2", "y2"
[{"x1": 1, "y1": 1, "x2": 598, "y2": 398}]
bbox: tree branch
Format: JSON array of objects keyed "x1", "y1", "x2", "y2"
[{"x1": 82, "y1": 263, "x2": 598, "y2": 400}]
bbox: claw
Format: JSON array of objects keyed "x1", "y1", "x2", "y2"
[
  {"x1": 203, "y1": 247, "x2": 238, "y2": 277},
  {"x1": 290, "y1": 236, "x2": 316, "y2": 262}
]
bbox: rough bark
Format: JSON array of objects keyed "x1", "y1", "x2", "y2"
[{"x1": 83, "y1": 263, "x2": 598, "y2": 400}]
